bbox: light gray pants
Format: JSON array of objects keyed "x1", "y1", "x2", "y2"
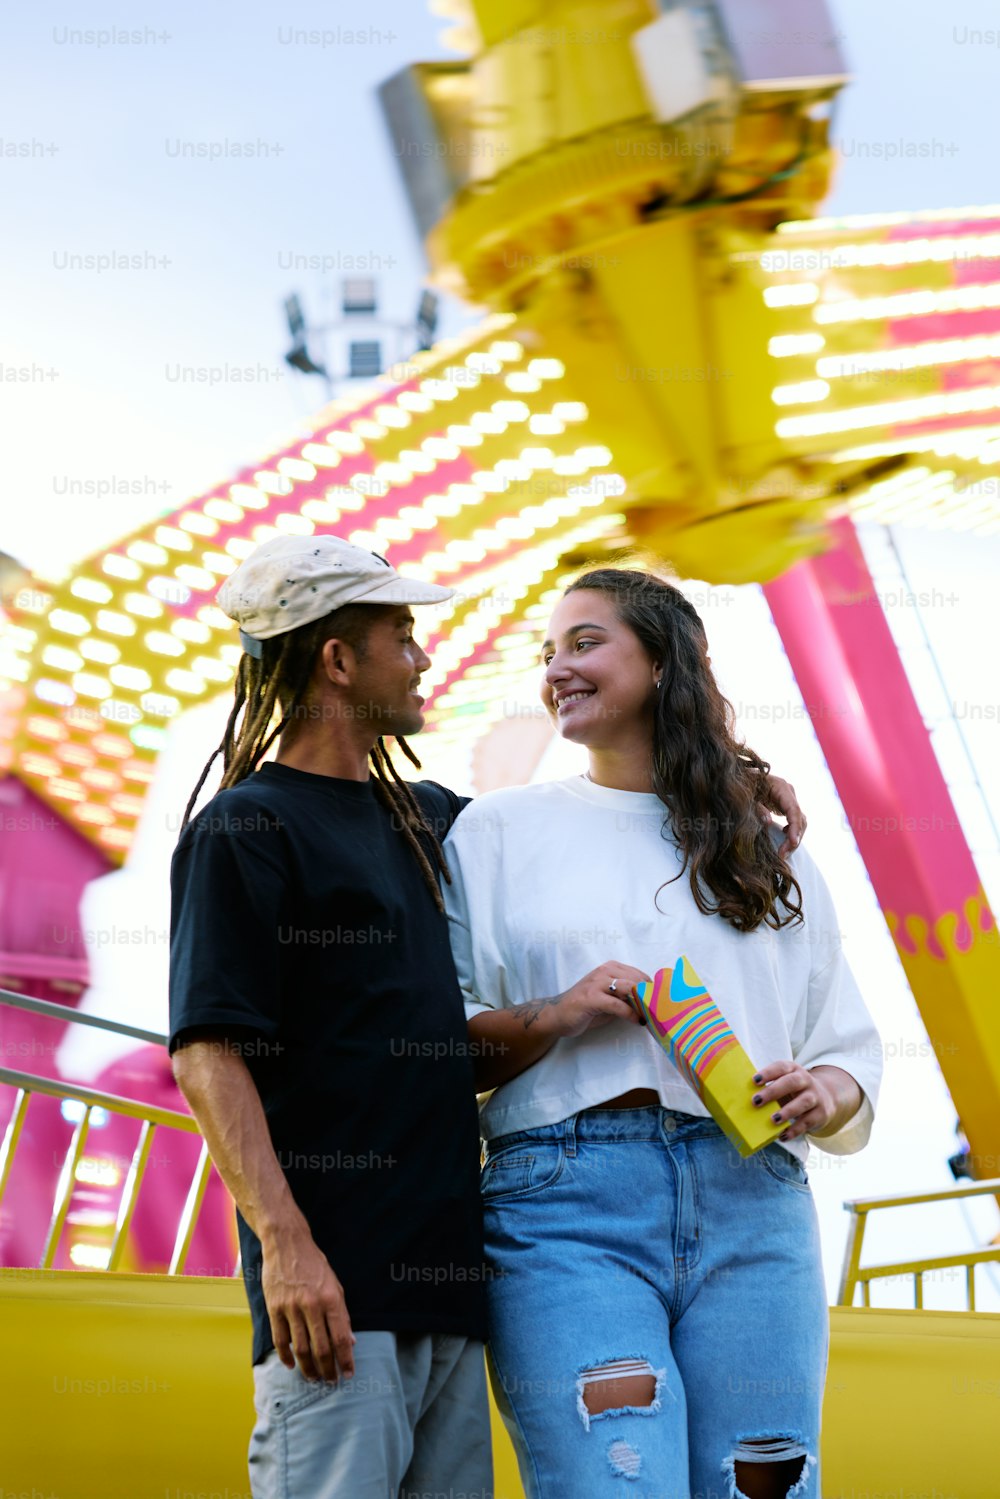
[{"x1": 249, "y1": 1331, "x2": 493, "y2": 1499}]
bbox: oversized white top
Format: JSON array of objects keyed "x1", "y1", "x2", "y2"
[{"x1": 443, "y1": 775, "x2": 882, "y2": 1164}]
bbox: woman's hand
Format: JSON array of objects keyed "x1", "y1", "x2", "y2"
[
  {"x1": 524, "y1": 962, "x2": 652, "y2": 1040},
  {"x1": 759, "y1": 775, "x2": 807, "y2": 857},
  {"x1": 750, "y1": 1060, "x2": 862, "y2": 1142}
]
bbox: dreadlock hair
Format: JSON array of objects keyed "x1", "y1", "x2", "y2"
[
  {"x1": 181, "y1": 604, "x2": 451, "y2": 911},
  {"x1": 564, "y1": 567, "x2": 803, "y2": 933}
]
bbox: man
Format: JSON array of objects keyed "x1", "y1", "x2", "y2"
[
  {"x1": 169, "y1": 536, "x2": 492, "y2": 1499},
  {"x1": 169, "y1": 533, "x2": 805, "y2": 1498}
]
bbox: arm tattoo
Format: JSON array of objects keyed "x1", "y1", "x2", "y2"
[{"x1": 518, "y1": 995, "x2": 562, "y2": 1031}]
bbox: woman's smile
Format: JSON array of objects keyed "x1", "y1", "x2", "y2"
[{"x1": 554, "y1": 688, "x2": 596, "y2": 714}]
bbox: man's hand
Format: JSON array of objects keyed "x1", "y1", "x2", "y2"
[
  {"x1": 262, "y1": 1226, "x2": 356, "y2": 1383},
  {"x1": 760, "y1": 775, "x2": 807, "y2": 858},
  {"x1": 523, "y1": 962, "x2": 652, "y2": 1040},
  {"x1": 750, "y1": 1060, "x2": 862, "y2": 1143}
]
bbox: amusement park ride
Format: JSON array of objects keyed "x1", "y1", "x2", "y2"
[{"x1": 2, "y1": 1, "x2": 1000, "y2": 1494}]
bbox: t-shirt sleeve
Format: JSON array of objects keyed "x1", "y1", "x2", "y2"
[
  {"x1": 442, "y1": 800, "x2": 509, "y2": 1023},
  {"x1": 168, "y1": 817, "x2": 287, "y2": 1054},
  {"x1": 790, "y1": 851, "x2": 883, "y2": 1155},
  {"x1": 413, "y1": 780, "x2": 472, "y2": 844}
]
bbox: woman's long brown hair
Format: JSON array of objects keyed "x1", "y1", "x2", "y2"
[
  {"x1": 181, "y1": 604, "x2": 450, "y2": 910},
  {"x1": 565, "y1": 568, "x2": 803, "y2": 932}
]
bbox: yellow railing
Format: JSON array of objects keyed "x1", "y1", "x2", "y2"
[
  {"x1": 838, "y1": 1178, "x2": 1000, "y2": 1310},
  {"x1": 0, "y1": 987, "x2": 230, "y2": 1275}
]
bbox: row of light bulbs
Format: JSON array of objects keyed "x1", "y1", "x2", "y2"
[
  {"x1": 761, "y1": 220, "x2": 1000, "y2": 515},
  {"x1": 7, "y1": 318, "x2": 611, "y2": 848}
]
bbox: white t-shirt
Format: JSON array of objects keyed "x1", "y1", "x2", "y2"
[{"x1": 443, "y1": 775, "x2": 882, "y2": 1165}]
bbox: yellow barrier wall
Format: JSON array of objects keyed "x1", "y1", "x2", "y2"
[{"x1": 2, "y1": 1270, "x2": 997, "y2": 1498}]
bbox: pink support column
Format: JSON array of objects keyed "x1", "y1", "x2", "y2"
[
  {"x1": 0, "y1": 776, "x2": 112, "y2": 1267},
  {"x1": 763, "y1": 516, "x2": 1000, "y2": 1173}
]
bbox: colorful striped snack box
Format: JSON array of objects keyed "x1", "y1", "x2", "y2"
[{"x1": 634, "y1": 955, "x2": 786, "y2": 1158}]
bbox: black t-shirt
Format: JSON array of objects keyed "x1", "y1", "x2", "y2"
[{"x1": 168, "y1": 761, "x2": 487, "y2": 1363}]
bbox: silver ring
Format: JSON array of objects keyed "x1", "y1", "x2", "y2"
[{"x1": 609, "y1": 978, "x2": 618, "y2": 995}]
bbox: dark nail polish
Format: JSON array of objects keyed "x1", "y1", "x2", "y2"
[
  {"x1": 752, "y1": 1074, "x2": 762, "y2": 1084},
  {"x1": 772, "y1": 1112, "x2": 782, "y2": 1122},
  {"x1": 752, "y1": 1095, "x2": 762, "y2": 1106}
]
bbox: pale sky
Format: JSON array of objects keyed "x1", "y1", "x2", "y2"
[{"x1": 5, "y1": 0, "x2": 1000, "y2": 1309}]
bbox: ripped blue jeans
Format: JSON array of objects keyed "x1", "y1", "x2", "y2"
[{"x1": 482, "y1": 1106, "x2": 828, "y2": 1499}]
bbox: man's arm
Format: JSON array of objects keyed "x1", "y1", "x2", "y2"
[{"x1": 172, "y1": 1038, "x2": 355, "y2": 1382}]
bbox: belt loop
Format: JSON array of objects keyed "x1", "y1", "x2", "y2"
[{"x1": 564, "y1": 1113, "x2": 578, "y2": 1158}]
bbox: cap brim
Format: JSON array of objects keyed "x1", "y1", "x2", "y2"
[{"x1": 354, "y1": 576, "x2": 455, "y2": 606}]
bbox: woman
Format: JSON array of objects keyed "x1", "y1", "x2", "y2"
[{"x1": 443, "y1": 568, "x2": 881, "y2": 1499}]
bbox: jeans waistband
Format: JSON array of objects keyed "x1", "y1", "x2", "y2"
[{"x1": 488, "y1": 1105, "x2": 723, "y2": 1157}]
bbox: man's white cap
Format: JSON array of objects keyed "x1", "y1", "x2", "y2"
[{"x1": 216, "y1": 534, "x2": 454, "y2": 657}]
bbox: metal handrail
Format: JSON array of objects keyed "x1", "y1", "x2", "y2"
[
  {"x1": 0, "y1": 1067, "x2": 198, "y2": 1132},
  {"x1": 0, "y1": 992, "x2": 231, "y2": 1276},
  {"x1": 838, "y1": 1177, "x2": 1000, "y2": 1311},
  {"x1": 0, "y1": 984, "x2": 166, "y2": 1045}
]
